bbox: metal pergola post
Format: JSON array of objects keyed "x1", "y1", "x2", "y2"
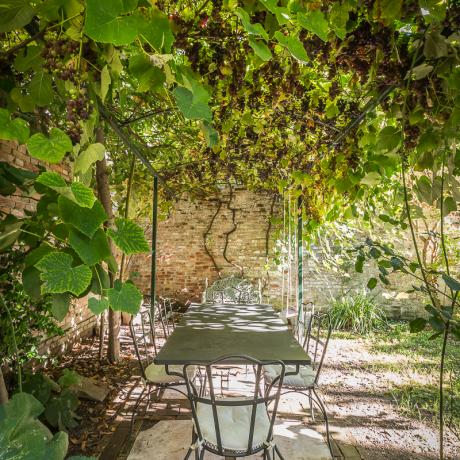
[
  {"x1": 150, "y1": 176, "x2": 158, "y2": 319},
  {"x1": 297, "y1": 195, "x2": 303, "y2": 321}
]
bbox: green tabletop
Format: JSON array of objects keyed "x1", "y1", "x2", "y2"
[{"x1": 154, "y1": 303, "x2": 310, "y2": 365}]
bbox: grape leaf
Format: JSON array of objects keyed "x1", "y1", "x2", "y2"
[
  {"x1": 29, "y1": 72, "x2": 53, "y2": 106},
  {"x1": 248, "y1": 37, "x2": 272, "y2": 61},
  {"x1": 68, "y1": 228, "x2": 111, "y2": 266},
  {"x1": 107, "y1": 218, "x2": 149, "y2": 254},
  {"x1": 84, "y1": 0, "x2": 140, "y2": 45},
  {"x1": 35, "y1": 172, "x2": 96, "y2": 208},
  {"x1": 0, "y1": 108, "x2": 30, "y2": 144},
  {"x1": 200, "y1": 120, "x2": 219, "y2": 147},
  {"x1": 274, "y1": 31, "x2": 309, "y2": 63},
  {"x1": 100, "y1": 65, "x2": 111, "y2": 102},
  {"x1": 58, "y1": 196, "x2": 107, "y2": 238},
  {"x1": 35, "y1": 251, "x2": 92, "y2": 296},
  {"x1": 51, "y1": 293, "x2": 71, "y2": 321},
  {"x1": 0, "y1": 0, "x2": 35, "y2": 33},
  {"x1": 22, "y1": 266, "x2": 42, "y2": 299},
  {"x1": 375, "y1": 0, "x2": 402, "y2": 23},
  {"x1": 376, "y1": 126, "x2": 402, "y2": 152},
  {"x1": 90, "y1": 264, "x2": 110, "y2": 295},
  {"x1": 27, "y1": 128, "x2": 72, "y2": 164},
  {"x1": 173, "y1": 86, "x2": 212, "y2": 121},
  {"x1": 297, "y1": 10, "x2": 329, "y2": 42},
  {"x1": 88, "y1": 297, "x2": 109, "y2": 315},
  {"x1": 14, "y1": 45, "x2": 43, "y2": 72},
  {"x1": 235, "y1": 8, "x2": 268, "y2": 40},
  {"x1": 129, "y1": 54, "x2": 166, "y2": 92},
  {"x1": 329, "y1": 2, "x2": 349, "y2": 39},
  {"x1": 137, "y1": 9, "x2": 174, "y2": 53},
  {"x1": 44, "y1": 389, "x2": 80, "y2": 431},
  {"x1": 108, "y1": 280, "x2": 143, "y2": 314},
  {"x1": 74, "y1": 143, "x2": 105, "y2": 174}
]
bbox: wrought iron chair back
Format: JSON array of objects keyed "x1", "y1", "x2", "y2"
[
  {"x1": 158, "y1": 296, "x2": 176, "y2": 333},
  {"x1": 295, "y1": 301, "x2": 315, "y2": 349},
  {"x1": 130, "y1": 302, "x2": 175, "y2": 380},
  {"x1": 183, "y1": 355, "x2": 285, "y2": 457},
  {"x1": 203, "y1": 276, "x2": 261, "y2": 304},
  {"x1": 130, "y1": 309, "x2": 157, "y2": 381},
  {"x1": 304, "y1": 312, "x2": 332, "y2": 385}
]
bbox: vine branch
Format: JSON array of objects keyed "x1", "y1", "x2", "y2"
[
  {"x1": 222, "y1": 183, "x2": 244, "y2": 276},
  {"x1": 203, "y1": 198, "x2": 222, "y2": 276}
]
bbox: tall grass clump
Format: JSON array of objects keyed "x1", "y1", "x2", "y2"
[{"x1": 329, "y1": 290, "x2": 386, "y2": 335}]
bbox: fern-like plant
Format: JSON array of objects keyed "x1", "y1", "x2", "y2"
[{"x1": 329, "y1": 290, "x2": 386, "y2": 335}]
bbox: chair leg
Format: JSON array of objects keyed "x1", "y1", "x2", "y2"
[
  {"x1": 130, "y1": 386, "x2": 146, "y2": 437},
  {"x1": 274, "y1": 444, "x2": 285, "y2": 460},
  {"x1": 312, "y1": 388, "x2": 333, "y2": 458},
  {"x1": 309, "y1": 388, "x2": 315, "y2": 422},
  {"x1": 183, "y1": 447, "x2": 193, "y2": 460}
]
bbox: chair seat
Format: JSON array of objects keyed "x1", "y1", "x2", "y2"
[
  {"x1": 196, "y1": 398, "x2": 270, "y2": 451},
  {"x1": 144, "y1": 363, "x2": 194, "y2": 384},
  {"x1": 264, "y1": 364, "x2": 316, "y2": 389}
]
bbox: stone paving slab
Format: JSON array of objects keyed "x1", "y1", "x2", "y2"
[{"x1": 127, "y1": 419, "x2": 331, "y2": 460}]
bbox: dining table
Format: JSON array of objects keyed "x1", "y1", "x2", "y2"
[{"x1": 154, "y1": 302, "x2": 311, "y2": 368}]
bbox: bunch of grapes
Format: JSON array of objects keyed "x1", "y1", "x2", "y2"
[
  {"x1": 66, "y1": 90, "x2": 92, "y2": 143},
  {"x1": 41, "y1": 39, "x2": 79, "y2": 81}
]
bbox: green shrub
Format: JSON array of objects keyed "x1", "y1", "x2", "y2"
[
  {"x1": 329, "y1": 290, "x2": 386, "y2": 334},
  {"x1": 0, "y1": 250, "x2": 63, "y2": 367}
]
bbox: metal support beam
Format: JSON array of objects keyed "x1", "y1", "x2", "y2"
[
  {"x1": 297, "y1": 196, "x2": 303, "y2": 321},
  {"x1": 150, "y1": 176, "x2": 158, "y2": 318}
]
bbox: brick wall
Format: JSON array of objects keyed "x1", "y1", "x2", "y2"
[
  {"x1": 129, "y1": 188, "x2": 280, "y2": 303},
  {"x1": 0, "y1": 140, "x2": 97, "y2": 351}
]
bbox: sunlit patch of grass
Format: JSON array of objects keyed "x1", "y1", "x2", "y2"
[
  {"x1": 368, "y1": 322, "x2": 460, "y2": 435},
  {"x1": 389, "y1": 379, "x2": 460, "y2": 437}
]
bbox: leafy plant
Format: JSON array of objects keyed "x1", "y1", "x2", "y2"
[
  {"x1": 329, "y1": 290, "x2": 386, "y2": 335},
  {"x1": 0, "y1": 392, "x2": 68, "y2": 460},
  {"x1": 0, "y1": 392, "x2": 95, "y2": 460},
  {"x1": 0, "y1": 168, "x2": 147, "y2": 322},
  {"x1": 0, "y1": 250, "x2": 63, "y2": 374},
  {"x1": 22, "y1": 369, "x2": 82, "y2": 432}
]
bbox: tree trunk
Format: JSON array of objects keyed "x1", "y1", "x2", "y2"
[
  {"x1": 95, "y1": 126, "x2": 120, "y2": 363},
  {"x1": 120, "y1": 155, "x2": 135, "y2": 326},
  {"x1": 0, "y1": 366, "x2": 8, "y2": 404}
]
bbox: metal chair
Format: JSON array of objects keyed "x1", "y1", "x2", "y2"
[
  {"x1": 159, "y1": 296, "x2": 177, "y2": 332},
  {"x1": 129, "y1": 304, "x2": 192, "y2": 435},
  {"x1": 202, "y1": 276, "x2": 262, "y2": 304},
  {"x1": 264, "y1": 313, "x2": 333, "y2": 456},
  {"x1": 294, "y1": 301, "x2": 315, "y2": 347},
  {"x1": 183, "y1": 355, "x2": 286, "y2": 459}
]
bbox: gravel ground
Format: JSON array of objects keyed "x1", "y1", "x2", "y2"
[{"x1": 320, "y1": 337, "x2": 460, "y2": 460}]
